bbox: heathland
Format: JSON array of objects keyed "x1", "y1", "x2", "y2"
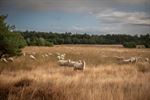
[{"x1": 0, "y1": 45, "x2": 150, "y2": 100}]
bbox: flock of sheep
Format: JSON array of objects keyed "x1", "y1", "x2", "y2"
[
  {"x1": 57, "y1": 53, "x2": 86, "y2": 70},
  {"x1": 0, "y1": 52, "x2": 86, "y2": 71},
  {"x1": 0, "y1": 52, "x2": 52, "y2": 63},
  {"x1": 0, "y1": 52, "x2": 149, "y2": 71},
  {"x1": 115, "y1": 56, "x2": 149, "y2": 63}
]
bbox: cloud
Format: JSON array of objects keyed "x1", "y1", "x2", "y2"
[{"x1": 93, "y1": 9, "x2": 150, "y2": 26}]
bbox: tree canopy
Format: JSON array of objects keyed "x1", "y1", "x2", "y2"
[{"x1": 20, "y1": 31, "x2": 150, "y2": 47}]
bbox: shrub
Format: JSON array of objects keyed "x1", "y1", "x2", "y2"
[{"x1": 123, "y1": 42, "x2": 136, "y2": 48}]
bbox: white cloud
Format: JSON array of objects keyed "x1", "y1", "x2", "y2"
[{"x1": 94, "y1": 9, "x2": 150, "y2": 26}]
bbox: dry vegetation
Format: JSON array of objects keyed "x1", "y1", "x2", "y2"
[{"x1": 0, "y1": 45, "x2": 150, "y2": 100}]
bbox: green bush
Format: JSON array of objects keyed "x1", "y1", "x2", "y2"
[
  {"x1": 123, "y1": 42, "x2": 136, "y2": 48},
  {"x1": 0, "y1": 15, "x2": 27, "y2": 57}
]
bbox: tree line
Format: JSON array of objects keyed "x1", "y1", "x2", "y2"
[{"x1": 20, "y1": 31, "x2": 150, "y2": 48}]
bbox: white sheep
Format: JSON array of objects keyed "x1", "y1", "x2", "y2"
[
  {"x1": 123, "y1": 59, "x2": 131, "y2": 63},
  {"x1": 130, "y1": 57, "x2": 137, "y2": 63},
  {"x1": 44, "y1": 54, "x2": 49, "y2": 57},
  {"x1": 73, "y1": 60, "x2": 86, "y2": 70},
  {"x1": 145, "y1": 58, "x2": 149, "y2": 62},
  {"x1": 61, "y1": 53, "x2": 66, "y2": 58},
  {"x1": 7, "y1": 57, "x2": 14, "y2": 62},
  {"x1": 67, "y1": 59, "x2": 79, "y2": 67},
  {"x1": 29, "y1": 55, "x2": 36, "y2": 60},
  {"x1": 58, "y1": 59, "x2": 70, "y2": 66},
  {"x1": 57, "y1": 55, "x2": 62, "y2": 60},
  {"x1": 1, "y1": 58, "x2": 8, "y2": 63},
  {"x1": 57, "y1": 54, "x2": 66, "y2": 60},
  {"x1": 123, "y1": 57, "x2": 137, "y2": 63}
]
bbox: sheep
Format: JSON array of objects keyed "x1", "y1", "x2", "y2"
[
  {"x1": 58, "y1": 59, "x2": 70, "y2": 66},
  {"x1": 123, "y1": 59, "x2": 131, "y2": 63},
  {"x1": 57, "y1": 53, "x2": 66, "y2": 60},
  {"x1": 61, "y1": 53, "x2": 66, "y2": 58},
  {"x1": 145, "y1": 58, "x2": 149, "y2": 62},
  {"x1": 122, "y1": 57, "x2": 138, "y2": 63},
  {"x1": 29, "y1": 55, "x2": 36, "y2": 60},
  {"x1": 57, "y1": 55, "x2": 62, "y2": 60},
  {"x1": 130, "y1": 57, "x2": 137, "y2": 63},
  {"x1": 67, "y1": 59, "x2": 79, "y2": 67},
  {"x1": 7, "y1": 57, "x2": 14, "y2": 62},
  {"x1": 44, "y1": 54, "x2": 49, "y2": 57},
  {"x1": 73, "y1": 60, "x2": 86, "y2": 70},
  {"x1": 1, "y1": 58, "x2": 8, "y2": 63}
]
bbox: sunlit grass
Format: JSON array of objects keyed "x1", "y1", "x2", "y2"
[{"x1": 0, "y1": 45, "x2": 150, "y2": 100}]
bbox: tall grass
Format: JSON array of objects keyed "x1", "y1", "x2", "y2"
[{"x1": 0, "y1": 45, "x2": 150, "y2": 100}]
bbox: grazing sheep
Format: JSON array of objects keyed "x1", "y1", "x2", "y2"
[
  {"x1": 57, "y1": 55, "x2": 63, "y2": 60},
  {"x1": 7, "y1": 57, "x2": 14, "y2": 62},
  {"x1": 68, "y1": 59, "x2": 79, "y2": 67},
  {"x1": 130, "y1": 57, "x2": 137, "y2": 63},
  {"x1": 123, "y1": 57, "x2": 138, "y2": 63},
  {"x1": 73, "y1": 60, "x2": 86, "y2": 70},
  {"x1": 145, "y1": 58, "x2": 149, "y2": 62},
  {"x1": 44, "y1": 54, "x2": 49, "y2": 57},
  {"x1": 57, "y1": 53, "x2": 66, "y2": 60},
  {"x1": 61, "y1": 53, "x2": 66, "y2": 58},
  {"x1": 1, "y1": 58, "x2": 8, "y2": 63},
  {"x1": 29, "y1": 55, "x2": 36, "y2": 60},
  {"x1": 123, "y1": 59, "x2": 131, "y2": 63},
  {"x1": 58, "y1": 59, "x2": 70, "y2": 66}
]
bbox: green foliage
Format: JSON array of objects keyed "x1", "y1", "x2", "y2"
[
  {"x1": 123, "y1": 42, "x2": 136, "y2": 48},
  {"x1": 142, "y1": 34, "x2": 150, "y2": 48},
  {"x1": 21, "y1": 31, "x2": 150, "y2": 47},
  {"x1": 27, "y1": 37, "x2": 53, "y2": 46},
  {"x1": 0, "y1": 15, "x2": 27, "y2": 57}
]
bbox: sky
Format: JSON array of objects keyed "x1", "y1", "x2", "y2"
[{"x1": 0, "y1": 0, "x2": 150, "y2": 35}]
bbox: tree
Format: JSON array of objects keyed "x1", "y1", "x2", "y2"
[{"x1": 0, "y1": 15, "x2": 27, "y2": 58}]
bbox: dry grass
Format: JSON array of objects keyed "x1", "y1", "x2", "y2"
[{"x1": 0, "y1": 45, "x2": 150, "y2": 100}]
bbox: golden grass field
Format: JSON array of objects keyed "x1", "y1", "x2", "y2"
[{"x1": 0, "y1": 45, "x2": 150, "y2": 100}]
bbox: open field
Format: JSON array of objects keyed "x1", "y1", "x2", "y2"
[{"x1": 0, "y1": 45, "x2": 150, "y2": 100}]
